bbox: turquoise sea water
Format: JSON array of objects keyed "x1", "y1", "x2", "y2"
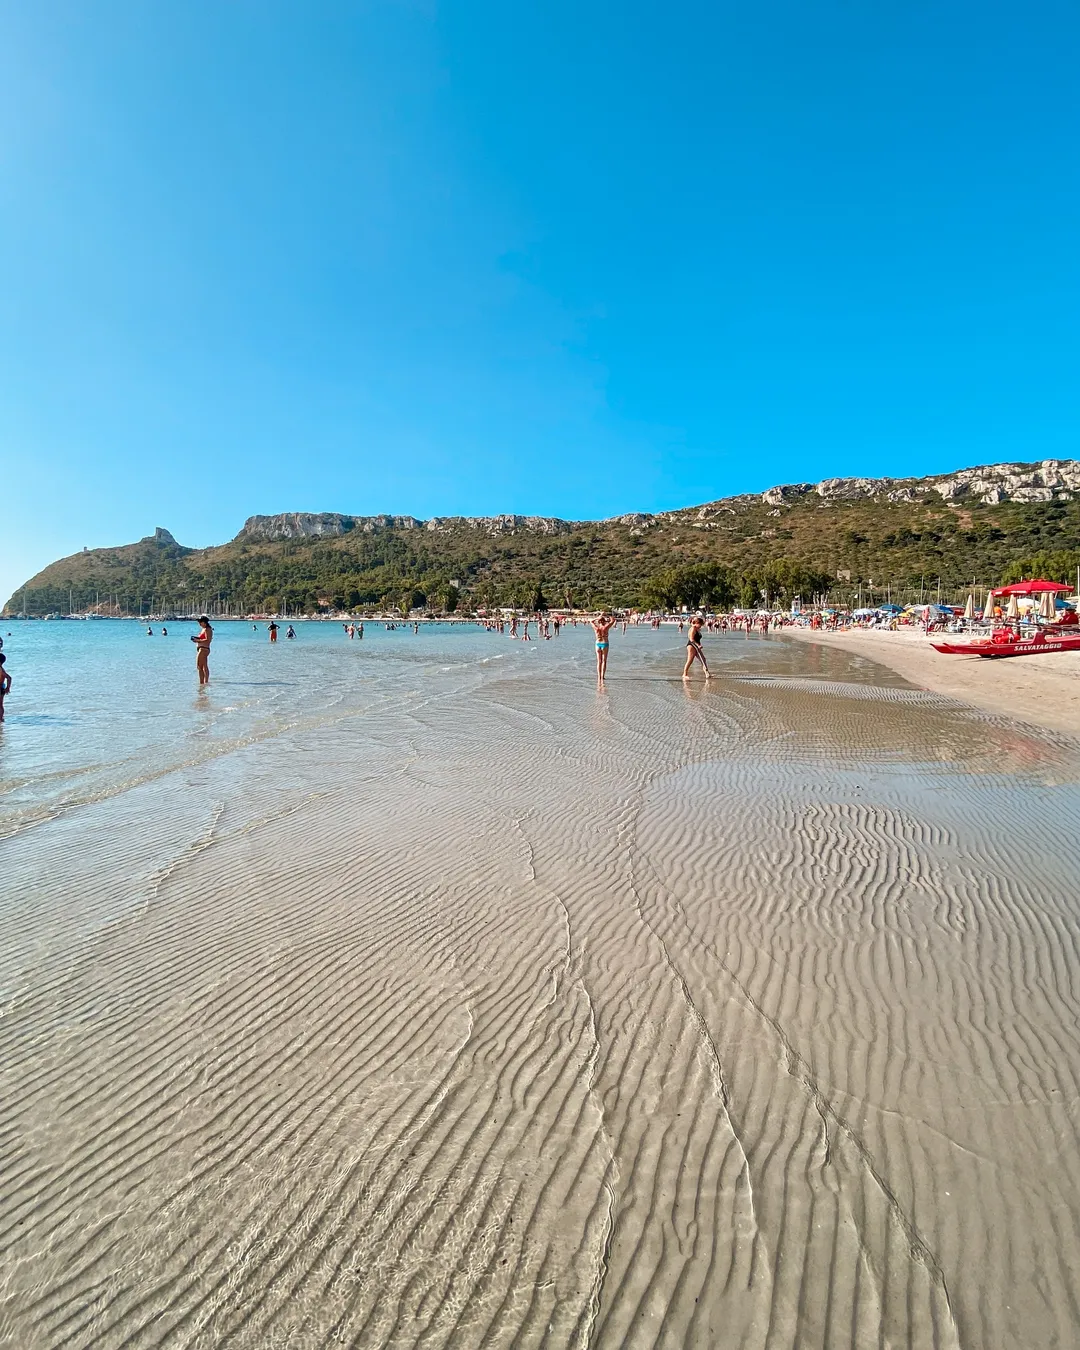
[
  {"x1": 0, "y1": 618, "x2": 514, "y2": 837},
  {"x1": 0, "y1": 616, "x2": 926, "y2": 840}
]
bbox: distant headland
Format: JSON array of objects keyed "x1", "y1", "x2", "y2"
[{"x1": 7, "y1": 459, "x2": 1080, "y2": 617}]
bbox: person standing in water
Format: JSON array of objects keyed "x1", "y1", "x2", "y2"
[
  {"x1": 286, "y1": 624, "x2": 296, "y2": 639},
  {"x1": 268, "y1": 621, "x2": 279, "y2": 643},
  {"x1": 0, "y1": 654, "x2": 11, "y2": 721},
  {"x1": 592, "y1": 612, "x2": 615, "y2": 682},
  {"x1": 190, "y1": 616, "x2": 213, "y2": 685},
  {"x1": 683, "y1": 613, "x2": 710, "y2": 680}
]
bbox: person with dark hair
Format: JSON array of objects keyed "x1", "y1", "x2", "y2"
[
  {"x1": 0, "y1": 653, "x2": 10, "y2": 721},
  {"x1": 683, "y1": 613, "x2": 710, "y2": 680},
  {"x1": 191, "y1": 616, "x2": 213, "y2": 684},
  {"x1": 268, "y1": 621, "x2": 279, "y2": 643}
]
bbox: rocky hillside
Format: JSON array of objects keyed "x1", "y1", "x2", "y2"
[{"x1": 8, "y1": 460, "x2": 1080, "y2": 615}]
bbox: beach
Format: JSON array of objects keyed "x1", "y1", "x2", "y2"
[
  {"x1": 785, "y1": 624, "x2": 1080, "y2": 736},
  {"x1": 3, "y1": 623, "x2": 1080, "y2": 1348}
]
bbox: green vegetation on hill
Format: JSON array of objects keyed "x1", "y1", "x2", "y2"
[{"x1": 8, "y1": 480, "x2": 1080, "y2": 617}]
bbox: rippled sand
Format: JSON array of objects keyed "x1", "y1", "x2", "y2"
[{"x1": 3, "y1": 631, "x2": 1080, "y2": 1348}]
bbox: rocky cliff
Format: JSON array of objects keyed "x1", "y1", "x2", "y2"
[
  {"x1": 755, "y1": 459, "x2": 1080, "y2": 510},
  {"x1": 238, "y1": 511, "x2": 571, "y2": 541},
  {"x1": 234, "y1": 461, "x2": 1080, "y2": 543}
]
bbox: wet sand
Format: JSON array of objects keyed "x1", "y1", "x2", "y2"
[
  {"x1": 3, "y1": 632, "x2": 1080, "y2": 1348},
  {"x1": 785, "y1": 625, "x2": 1080, "y2": 736}
]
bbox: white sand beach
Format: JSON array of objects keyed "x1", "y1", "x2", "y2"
[
  {"x1": 786, "y1": 624, "x2": 1080, "y2": 736},
  {"x1": 3, "y1": 627, "x2": 1080, "y2": 1348}
]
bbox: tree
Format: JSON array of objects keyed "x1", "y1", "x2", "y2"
[
  {"x1": 641, "y1": 568, "x2": 680, "y2": 610},
  {"x1": 641, "y1": 563, "x2": 737, "y2": 611}
]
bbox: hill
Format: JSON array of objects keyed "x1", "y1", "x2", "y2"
[{"x1": 7, "y1": 460, "x2": 1080, "y2": 616}]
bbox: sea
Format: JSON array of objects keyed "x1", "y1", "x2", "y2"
[{"x1": 0, "y1": 615, "x2": 908, "y2": 841}]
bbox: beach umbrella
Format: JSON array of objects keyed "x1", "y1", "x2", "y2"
[
  {"x1": 1006, "y1": 594, "x2": 1020, "y2": 620},
  {"x1": 1038, "y1": 590, "x2": 1057, "y2": 621},
  {"x1": 963, "y1": 594, "x2": 975, "y2": 620},
  {"x1": 997, "y1": 579, "x2": 1071, "y2": 596}
]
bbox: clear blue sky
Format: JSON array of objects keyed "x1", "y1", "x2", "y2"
[{"x1": 2, "y1": 0, "x2": 1078, "y2": 600}]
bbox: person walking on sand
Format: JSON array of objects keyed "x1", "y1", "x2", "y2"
[
  {"x1": 683, "y1": 613, "x2": 710, "y2": 680},
  {"x1": 190, "y1": 616, "x2": 213, "y2": 685},
  {"x1": 268, "y1": 621, "x2": 279, "y2": 643},
  {"x1": 592, "y1": 612, "x2": 615, "y2": 682}
]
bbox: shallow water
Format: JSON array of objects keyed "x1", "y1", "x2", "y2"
[{"x1": 2, "y1": 621, "x2": 1080, "y2": 1347}]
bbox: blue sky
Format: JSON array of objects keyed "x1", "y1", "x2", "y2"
[{"x1": 1, "y1": 0, "x2": 1078, "y2": 601}]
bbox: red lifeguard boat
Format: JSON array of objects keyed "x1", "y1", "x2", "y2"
[
  {"x1": 931, "y1": 580, "x2": 1080, "y2": 658},
  {"x1": 932, "y1": 629, "x2": 1080, "y2": 658}
]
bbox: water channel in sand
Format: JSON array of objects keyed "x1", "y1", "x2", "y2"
[{"x1": 3, "y1": 622, "x2": 1080, "y2": 1347}]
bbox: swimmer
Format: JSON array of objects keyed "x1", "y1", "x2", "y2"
[{"x1": 591, "y1": 612, "x2": 615, "y2": 682}]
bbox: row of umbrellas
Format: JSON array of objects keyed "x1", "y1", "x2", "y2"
[
  {"x1": 975, "y1": 579, "x2": 1072, "y2": 623},
  {"x1": 852, "y1": 580, "x2": 1074, "y2": 624}
]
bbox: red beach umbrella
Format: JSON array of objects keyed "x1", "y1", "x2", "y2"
[{"x1": 995, "y1": 580, "x2": 1071, "y2": 595}]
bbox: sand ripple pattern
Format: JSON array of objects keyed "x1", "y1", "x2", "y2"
[{"x1": 2, "y1": 633, "x2": 1080, "y2": 1348}]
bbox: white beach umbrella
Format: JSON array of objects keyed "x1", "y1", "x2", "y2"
[
  {"x1": 1039, "y1": 590, "x2": 1057, "y2": 622},
  {"x1": 963, "y1": 593, "x2": 975, "y2": 620},
  {"x1": 1006, "y1": 594, "x2": 1020, "y2": 621}
]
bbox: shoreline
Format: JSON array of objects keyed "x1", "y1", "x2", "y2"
[{"x1": 784, "y1": 625, "x2": 1080, "y2": 736}]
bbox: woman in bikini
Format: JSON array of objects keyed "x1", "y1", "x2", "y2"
[
  {"x1": 682, "y1": 613, "x2": 710, "y2": 680},
  {"x1": 190, "y1": 616, "x2": 213, "y2": 684},
  {"x1": 592, "y1": 612, "x2": 616, "y2": 682}
]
